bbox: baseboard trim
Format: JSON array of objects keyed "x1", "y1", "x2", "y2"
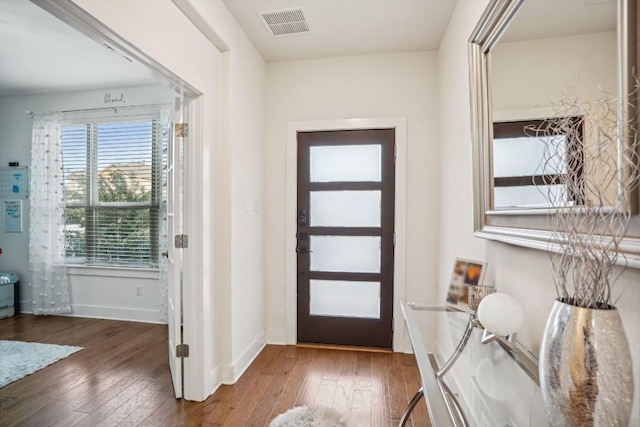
[
  {"x1": 71, "y1": 304, "x2": 162, "y2": 323},
  {"x1": 219, "y1": 330, "x2": 267, "y2": 384},
  {"x1": 296, "y1": 343, "x2": 393, "y2": 353},
  {"x1": 19, "y1": 302, "x2": 163, "y2": 324}
]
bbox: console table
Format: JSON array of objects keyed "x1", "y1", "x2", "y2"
[{"x1": 400, "y1": 301, "x2": 545, "y2": 426}]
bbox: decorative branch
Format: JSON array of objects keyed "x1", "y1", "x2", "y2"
[{"x1": 531, "y1": 86, "x2": 640, "y2": 309}]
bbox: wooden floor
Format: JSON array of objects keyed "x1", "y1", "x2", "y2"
[{"x1": 0, "y1": 315, "x2": 430, "y2": 426}]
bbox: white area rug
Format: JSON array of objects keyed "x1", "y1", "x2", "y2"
[
  {"x1": 270, "y1": 406, "x2": 350, "y2": 427},
  {"x1": 0, "y1": 340, "x2": 83, "y2": 388}
]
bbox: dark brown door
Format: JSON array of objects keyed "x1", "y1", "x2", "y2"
[{"x1": 297, "y1": 129, "x2": 395, "y2": 349}]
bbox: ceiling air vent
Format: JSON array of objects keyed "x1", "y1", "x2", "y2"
[{"x1": 259, "y1": 8, "x2": 309, "y2": 37}]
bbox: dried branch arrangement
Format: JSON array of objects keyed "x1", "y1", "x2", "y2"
[{"x1": 529, "y1": 90, "x2": 640, "y2": 309}]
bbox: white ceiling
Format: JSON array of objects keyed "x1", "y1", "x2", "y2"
[
  {"x1": 0, "y1": 0, "x2": 157, "y2": 96},
  {"x1": 0, "y1": 0, "x2": 619, "y2": 96},
  {"x1": 220, "y1": 0, "x2": 459, "y2": 62},
  {"x1": 221, "y1": 0, "x2": 618, "y2": 62}
]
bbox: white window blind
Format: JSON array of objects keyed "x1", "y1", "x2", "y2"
[{"x1": 61, "y1": 105, "x2": 168, "y2": 267}]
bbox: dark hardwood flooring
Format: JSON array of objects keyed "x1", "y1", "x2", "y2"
[{"x1": 0, "y1": 314, "x2": 430, "y2": 426}]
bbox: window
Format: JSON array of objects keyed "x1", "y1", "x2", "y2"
[
  {"x1": 61, "y1": 106, "x2": 167, "y2": 267},
  {"x1": 492, "y1": 117, "x2": 584, "y2": 209}
]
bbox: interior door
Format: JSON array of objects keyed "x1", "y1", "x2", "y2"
[
  {"x1": 166, "y1": 97, "x2": 185, "y2": 398},
  {"x1": 297, "y1": 129, "x2": 395, "y2": 349}
]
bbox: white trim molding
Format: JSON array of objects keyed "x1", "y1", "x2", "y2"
[
  {"x1": 477, "y1": 225, "x2": 640, "y2": 269},
  {"x1": 61, "y1": 305, "x2": 162, "y2": 323},
  {"x1": 284, "y1": 117, "x2": 408, "y2": 352},
  {"x1": 219, "y1": 332, "x2": 267, "y2": 384}
]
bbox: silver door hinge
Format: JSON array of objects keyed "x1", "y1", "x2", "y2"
[
  {"x1": 175, "y1": 123, "x2": 189, "y2": 138},
  {"x1": 393, "y1": 144, "x2": 397, "y2": 159},
  {"x1": 175, "y1": 234, "x2": 188, "y2": 248},
  {"x1": 393, "y1": 232, "x2": 396, "y2": 246},
  {"x1": 176, "y1": 343, "x2": 189, "y2": 358}
]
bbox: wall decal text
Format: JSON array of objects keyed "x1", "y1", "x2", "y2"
[{"x1": 104, "y1": 93, "x2": 126, "y2": 104}]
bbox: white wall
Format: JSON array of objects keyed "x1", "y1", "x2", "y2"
[
  {"x1": 492, "y1": 31, "x2": 616, "y2": 112},
  {"x1": 437, "y1": 0, "x2": 489, "y2": 284},
  {"x1": 438, "y1": 0, "x2": 640, "y2": 423},
  {"x1": 0, "y1": 84, "x2": 174, "y2": 323},
  {"x1": 174, "y1": 0, "x2": 267, "y2": 384},
  {"x1": 264, "y1": 51, "x2": 441, "y2": 345}
]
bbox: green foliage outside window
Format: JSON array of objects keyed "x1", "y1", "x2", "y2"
[{"x1": 62, "y1": 119, "x2": 163, "y2": 267}]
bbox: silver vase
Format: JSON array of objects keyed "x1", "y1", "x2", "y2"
[{"x1": 539, "y1": 299, "x2": 634, "y2": 426}]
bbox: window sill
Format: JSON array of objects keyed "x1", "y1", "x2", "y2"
[{"x1": 66, "y1": 265, "x2": 159, "y2": 280}]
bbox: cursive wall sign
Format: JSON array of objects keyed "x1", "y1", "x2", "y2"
[{"x1": 104, "y1": 93, "x2": 126, "y2": 104}]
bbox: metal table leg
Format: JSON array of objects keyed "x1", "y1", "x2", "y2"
[{"x1": 399, "y1": 387, "x2": 424, "y2": 427}]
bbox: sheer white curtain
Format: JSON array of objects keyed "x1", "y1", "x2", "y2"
[
  {"x1": 29, "y1": 112, "x2": 71, "y2": 315},
  {"x1": 158, "y1": 103, "x2": 172, "y2": 323}
]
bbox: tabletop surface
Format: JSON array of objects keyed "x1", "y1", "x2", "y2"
[{"x1": 401, "y1": 301, "x2": 546, "y2": 427}]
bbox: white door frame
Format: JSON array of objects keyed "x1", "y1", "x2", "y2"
[
  {"x1": 286, "y1": 117, "x2": 408, "y2": 352},
  {"x1": 32, "y1": 0, "x2": 207, "y2": 400}
]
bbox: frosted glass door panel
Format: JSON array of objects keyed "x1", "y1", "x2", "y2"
[
  {"x1": 310, "y1": 145, "x2": 381, "y2": 182},
  {"x1": 494, "y1": 184, "x2": 568, "y2": 209},
  {"x1": 493, "y1": 135, "x2": 567, "y2": 177},
  {"x1": 310, "y1": 236, "x2": 381, "y2": 273},
  {"x1": 310, "y1": 280, "x2": 380, "y2": 318},
  {"x1": 310, "y1": 190, "x2": 381, "y2": 227}
]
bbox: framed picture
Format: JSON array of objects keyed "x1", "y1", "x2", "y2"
[
  {"x1": 4, "y1": 200, "x2": 22, "y2": 233},
  {"x1": 446, "y1": 258, "x2": 487, "y2": 309}
]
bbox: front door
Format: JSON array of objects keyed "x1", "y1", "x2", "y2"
[{"x1": 297, "y1": 129, "x2": 395, "y2": 349}]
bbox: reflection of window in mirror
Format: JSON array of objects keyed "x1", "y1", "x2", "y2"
[{"x1": 492, "y1": 118, "x2": 584, "y2": 209}]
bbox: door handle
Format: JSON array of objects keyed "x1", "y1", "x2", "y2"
[
  {"x1": 296, "y1": 246, "x2": 312, "y2": 255},
  {"x1": 162, "y1": 251, "x2": 169, "y2": 258}
]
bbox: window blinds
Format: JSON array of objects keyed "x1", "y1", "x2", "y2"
[{"x1": 61, "y1": 105, "x2": 168, "y2": 267}]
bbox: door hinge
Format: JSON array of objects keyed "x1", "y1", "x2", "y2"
[
  {"x1": 393, "y1": 232, "x2": 396, "y2": 246},
  {"x1": 393, "y1": 144, "x2": 397, "y2": 159},
  {"x1": 176, "y1": 343, "x2": 189, "y2": 358},
  {"x1": 175, "y1": 234, "x2": 189, "y2": 248},
  {"x1": 175, "y1": 123, "x2": 189, "y2": 138}
]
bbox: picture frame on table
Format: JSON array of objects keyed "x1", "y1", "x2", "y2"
[{"x1": 446, "y1": 258, "x2": 487, "y2": 310}]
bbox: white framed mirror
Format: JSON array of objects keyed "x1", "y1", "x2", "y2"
[{"x1": 469, "y1": 0, "x2": 640, "y2": 267}]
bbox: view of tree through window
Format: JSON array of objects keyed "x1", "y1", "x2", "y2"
[{"x1": 62, "y1": 118, "x2": 164, "y2": 267}]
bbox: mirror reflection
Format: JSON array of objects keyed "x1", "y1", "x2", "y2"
[{"x1": 490, "y1": 0, "x2": 617, "y2": 210}]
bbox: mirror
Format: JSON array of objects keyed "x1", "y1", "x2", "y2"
[
  {"x1": 469, "y1": 0, "x2": 640, "y2": 265},
  {"x1": 491, "y1": 0, "x2": 617, "y2": 210}
]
